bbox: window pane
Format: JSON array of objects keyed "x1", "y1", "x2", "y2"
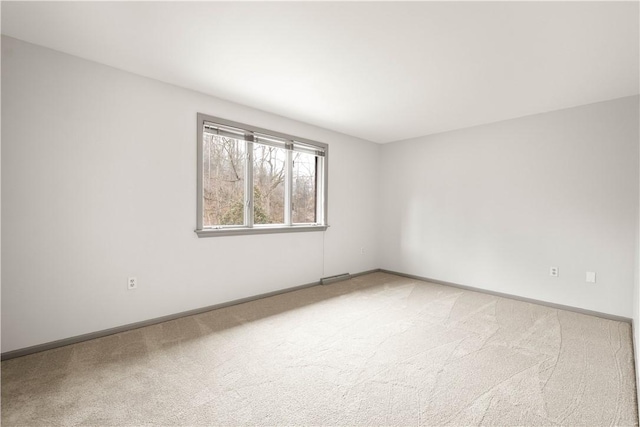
[
  {"x1": 203, "y1": 133, "x2": 245, "y2": 227},
  {"x1": 292, "y1": 152, "x2": 317, "y2": 224},
  {"x1": 253, "y1": 143, "x2": 286, "y2": 224}
]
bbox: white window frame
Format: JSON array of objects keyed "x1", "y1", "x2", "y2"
[{"x1": 195, "y1": 113, "x2": 329, "y2": 237}]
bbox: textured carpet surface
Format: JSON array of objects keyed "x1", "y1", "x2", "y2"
[{"x1": 2, "y1": 272, "x2": 638, "y2": 426}]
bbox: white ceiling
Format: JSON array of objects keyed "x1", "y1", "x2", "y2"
[{"x1": 2, "y1": 1, "x2": 638, "y2": 143}]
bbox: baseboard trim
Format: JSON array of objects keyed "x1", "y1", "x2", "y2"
[
  {"x1": 350, "y1": 269, "x2": 382, "y2": 278},
  {"x1": 1, "y1": 278, "x2": 325, "y2": 361},
  {"x1": 632, "y1": 319, "x2": 640, "y2": 418},
  {"x1": 318, "y1": 269, "x2": 382, "y2": 285},
  {"x1": 380, "y1": 269, "x2": 632, "y2": 323},
  {"x1": 3, "y1": 267, "x2": 631, "y2": 360}
]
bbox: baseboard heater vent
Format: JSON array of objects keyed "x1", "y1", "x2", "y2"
[{"x1": 320, "y1": 273, "x2": 351, "y2": 285}]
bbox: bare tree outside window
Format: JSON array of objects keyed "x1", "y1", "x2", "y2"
[
  {"x1": 253, "y1": 143, "x2": 286, "y2": 224},
  {"x1": 292, "y1": 152, "x2": 316, "y2": 223},
  {"x1": 202, "y1": 134, "x2": 245, "y2": 227}
]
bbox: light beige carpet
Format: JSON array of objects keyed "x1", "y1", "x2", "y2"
[{"x1": 1, "y1": 272, "x2": 638, "y2": 426}]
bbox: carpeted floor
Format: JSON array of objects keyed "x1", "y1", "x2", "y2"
[{"x1": 1, "y1": 272, "x2": 638, "y2": 426}]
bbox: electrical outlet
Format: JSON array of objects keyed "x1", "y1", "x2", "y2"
[
  {"x1": 586, "y1": 272, "x2": 596, "y2": 283},
  {"x1": 128, "y1": 277, "x2": 137, "y2": 290},
  {"x1": 549, "y1": 267, "x2": 559, "y2": 277},
  {"x1": 360, "y1": 247, "x2": 365, "y2": 255}
]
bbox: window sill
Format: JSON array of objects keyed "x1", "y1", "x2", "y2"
[{"x1": 195, "y1": 224, "x2": 328, "y2": 238}]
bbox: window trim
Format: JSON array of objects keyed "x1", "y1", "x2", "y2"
[{"x1": 195, "y1": 113, "x2": 329, "y2": 237}]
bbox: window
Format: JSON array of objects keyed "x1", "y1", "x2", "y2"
[{"x1": 196, "y1": 114, "x2": 328, "y2": 237}]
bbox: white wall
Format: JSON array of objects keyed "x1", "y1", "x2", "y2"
[
  {"x1": 1, "y1": 36, "x2": 380, "y2": 353},
  {"x1": 635, "y1": 95, "x2": 640, "y2": 407},
  {"x1": 0, "y1": 28, "x2": 3, "y2": 351},
  {"x1": 380, "y1": 96, "x2": 639, "y2": 317}
]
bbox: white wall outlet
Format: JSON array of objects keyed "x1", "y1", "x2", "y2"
[
  {"x1": 128, "y1": 277, "x2": 137, "y2": 290},
  {"x1": 586, "y1": 272, "x2": 596, "y2": 283},
  {"x1": 549, "y1": 267, "x2": 559, "y2": 277},
  {"x1": 360, "y1": 247, "x2": 365, "y2": 255}
]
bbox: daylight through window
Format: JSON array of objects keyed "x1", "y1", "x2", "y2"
[{"x1": 196, "y1": 114, "x2": 328, "y2": 236}]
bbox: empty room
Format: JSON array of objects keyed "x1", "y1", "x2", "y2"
[{"x1": 1, "y1": 1, "x2": 639, "y2": 426}]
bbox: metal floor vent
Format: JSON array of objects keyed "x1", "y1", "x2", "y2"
[{"x1": 320, "y1": 273, "x2": 351, "y2": 285}]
